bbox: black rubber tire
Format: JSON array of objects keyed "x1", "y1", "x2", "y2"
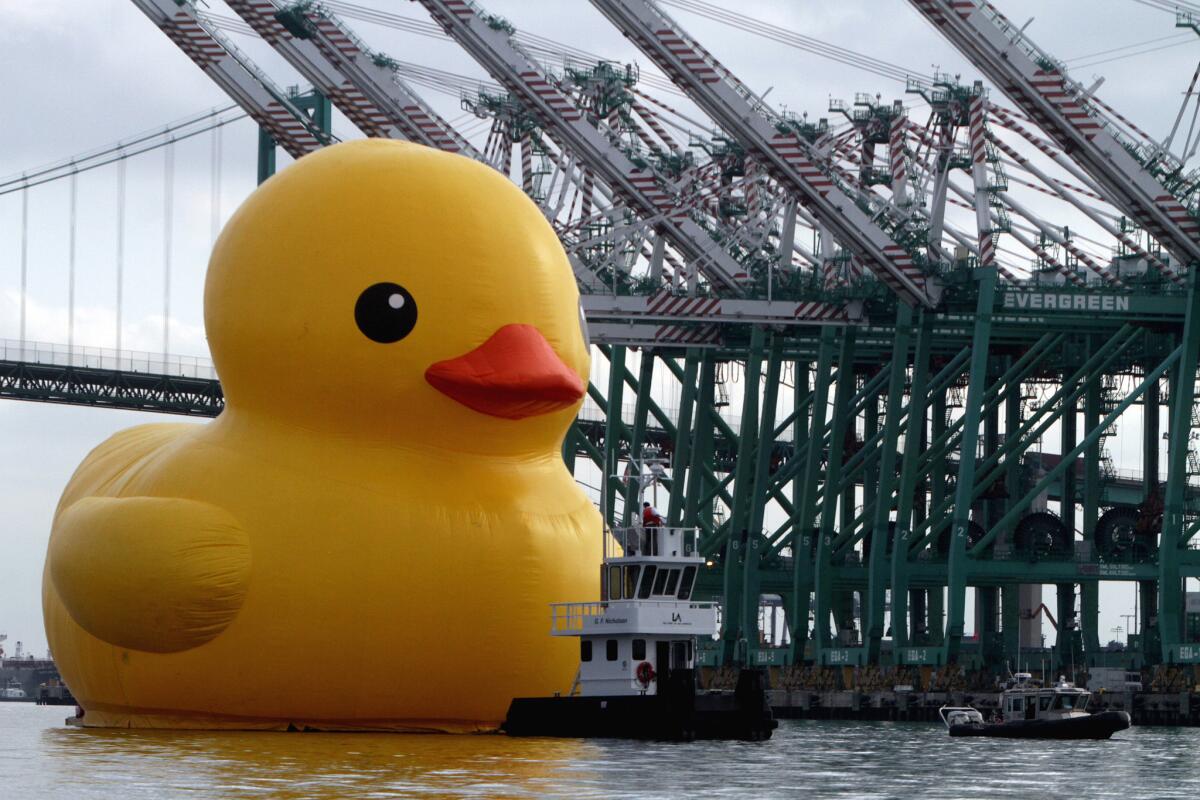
[
  {"x1": 1094, "y1": 505, "x2": 1155, "y2": 559},
  {"x1": 1013, "y1": 511, "x2": 1071, "y2": 559}
]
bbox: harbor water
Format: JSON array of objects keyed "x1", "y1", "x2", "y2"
[{"x1": 3, "y1": 703, "x2": 1199, "y2": 798}]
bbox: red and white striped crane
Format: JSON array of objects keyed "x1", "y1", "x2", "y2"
[
  {"x1": 220, "y1": 1, "x2": 849, "y2": 333},
  {"x1": 589, "y1": 0, "x2": 942, "y2": 308},
  {"x1": 227, "y1": 1, "x2": 477, "y2": 156},
  {"x1": 411, "y1": 0, "x2": 805, "y2": 302},
  {"x1": 129, "y1": 0, "x2": 331, "y2": 159},
  {"x1": 909, "y1": 0, "x2": 1192, "y2": 285}
]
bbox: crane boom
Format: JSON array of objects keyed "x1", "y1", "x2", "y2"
[
  {"x1": 227, "y1": 1, "x2": 478, "y2": 156},
  {"x1": 412, "y1": 0, "x2": 766, "y2": 297},
  {"x1": 144, "y1": 0, "x2": 850, "y2": 332},
  {"x1": 589, "y1": 0, "x2": 940, "y2": 308},
  {"x1": 909, "y1": 0, "x2": 1191, "y2": 284},
  {"x1": 129, "y1": 0, "x2": 331, "y2": 159}
]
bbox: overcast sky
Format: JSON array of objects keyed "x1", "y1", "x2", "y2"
[{"x1": 3, "y1": 0, "x2": 1196, "y2": 655}]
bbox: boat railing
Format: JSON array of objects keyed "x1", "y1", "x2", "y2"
[{"x1": 605, "y1": 526, "x2": 700, "y2": 560}]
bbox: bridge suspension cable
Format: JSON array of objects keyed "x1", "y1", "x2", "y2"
[
  {"x1": 67, "y1": 170, "x2": 77, "y2": 351},
  {"x1": 19, "y1": 188, "x2": 28, "y2": 346},
  {"x1": 210, "y1": 124, "x2": 222, "y2": 248},
  {"x1": 116, "y1": 157, "x2": 126, "y2": 354},
  {"x1": 163, "y1": 140, "x2": 175, "y2": 358},
  {"x1": 0, "y1": 105, "x2": 240, "y2": 194}
]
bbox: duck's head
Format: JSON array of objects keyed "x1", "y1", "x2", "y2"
[{"x1": 205, "y1": 139, "x2": 590, "y2": 456}]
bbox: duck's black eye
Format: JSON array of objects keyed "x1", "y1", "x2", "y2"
[{"x1": 355, "y1": 282, "x2": 418, "y2": 343}]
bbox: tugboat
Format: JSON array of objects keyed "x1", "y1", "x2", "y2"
[
  {"x1": 940, "y1": 672, "x2": 1130, "y2": 739},
  {"x1": 503, "y1": 455, "x2": 777, "y2": 741},
  {"x1": 0, "y1": 678, "x2": 28, "y2": 701}
]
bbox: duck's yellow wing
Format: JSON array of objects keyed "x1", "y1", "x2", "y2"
[{"x1": 46, "y1": 424, "x2": 251, "y2": 654}]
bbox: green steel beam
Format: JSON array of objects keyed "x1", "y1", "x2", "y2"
[
  {"x1": 789, "y1": 328, "x2": 836, "y2": 662},
  {"x1": 866, "y1": 304, "x2": 914, "y2": 661},
  {"x1": 623, "y1": 352, "x2": 656, "y2": 526},
  {"x1": 603, "y1": 345, "x2": 627, "y2": 526},
  {"x1": 742, "y1": 333, "x2": 784, "y2": 663},
  {"x1": 684, "y1": 354, "x2": 717, "y2": 535},
  {"x1": 667, "y1": 352, "x2": 700, "y2": 527},
  {"x1": 814, "y1": 329, "x2": 858, "y2": 664},
  {"x1": 787, "y1": 358, "x2": 811, "y2": 655},
  {"x1": 977, "y1": 345, "x2": 1183, "y2": 552},
  {"x1": 944, "y1": 265, "x2": 998, "y2": 664},
  {"x1": 721, "y1": 329, "x2": 765, "y2": 663},
  {"x1": 909, "y1": 326, "x2": 1140, "y2": 554},
  {"x1": 891, "y1": 310, "x2": 934, "y2": 657},
  {"x1": 1161, "y1": 265, "x2": 1200, "y2": 662}
]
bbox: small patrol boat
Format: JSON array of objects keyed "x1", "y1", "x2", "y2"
[
  {"x1": 940, "y1": 673, "x2": 1130, "y2": 739},
  {"x1": 503, "y1": 456, "x2": 777, "y2": 741}
]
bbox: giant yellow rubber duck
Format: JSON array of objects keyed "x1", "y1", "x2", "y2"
[{"x1": 43, "y1": 139, "x2": 599, "y2": 731}]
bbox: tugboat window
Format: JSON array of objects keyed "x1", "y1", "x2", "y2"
[
  {"x1": 606, "y1": 639, "x2": 619, "y2": 661},
  {"x1": 608, "y1": 566, "x2": 623, "y2": 599},
  {"x1": 1039, "y1": 695, "x2": 1052, "y2": 711},
  {"x1": 678, "y1": 566, "x2": 697, "y2": 599},
  {"x1": 624, "y1": 566, "x2": 640, "y2": 598},
  {"x1": 652, "y1": 568, "x2": 670, "y2": 595},
  {"x1": 581, "y1": 640, "x2": 592, "y2": 662},
  {"x1": 664, "y1": 569, "x2": 680, "y2": 596},
  {"x1": 638, "y1": 566, "x2": 657, "y2": 599},
  {"x1": 632, "y1": 639, "x2": 646, "y2": 660},
  {"x1": 1009, "y1": 697, "x2": 1022, "y2": 714}
]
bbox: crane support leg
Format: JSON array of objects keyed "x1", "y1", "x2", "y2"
[
  {"x1": 866, "y1": 304, "x2": 914, "y2": 662},
  {"x1": 815, "y1": 329, "x2": 858, "y2": 665},
  {"x1": 742, "y1": 334, "x2": 784, "y2": 665},
  {"x1": 722, "y1": 327, "x2": 766, "y2": 663},
  {"x1": 892, "y1": 310, "x2": 933, "y2": 658},
  {"x1": 789, "y1": 331, "x2": 836, "y2": 662},
  {"x1": 667, "y1": 352, "x2": 701, "y2": 527},
  {"x1": 602, "y1": 346, "x2": 627, "y2": 527},
  {"x1": 1161, "y1": 265, "x2": 1200, "y2": 663},
  {"x1": 944, "y1": 265, "x2": 998, "y2": 664}
]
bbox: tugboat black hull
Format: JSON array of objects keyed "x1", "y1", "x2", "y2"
[
  {"x1": 503, "y1": 669, "x2": 777, "y2": 741},
  {"x1": 949, "y1": 710, "x2": 1131, "y2": 740}
]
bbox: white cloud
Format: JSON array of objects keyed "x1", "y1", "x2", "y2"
[{"x1": 1, "y1": 288, "x2": 209, "y2": 357}]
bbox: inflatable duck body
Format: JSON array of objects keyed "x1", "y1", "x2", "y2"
[{"x1": 43, "y1": 140, "x2": 600, "y2": 731}]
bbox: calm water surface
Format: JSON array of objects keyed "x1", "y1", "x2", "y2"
[{"x1": 2, "y1": 703, "x2": 1197, "y2": 798}]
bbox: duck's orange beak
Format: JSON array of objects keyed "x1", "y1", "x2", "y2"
[{"x1": 425, "y1": 324, "x2": 585, "y2": 420}]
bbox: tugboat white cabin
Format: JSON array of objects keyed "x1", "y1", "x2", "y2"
[
  {"x1": 502, "y1": 451, "x2": 777, "y2": 740},
  {"x1": 551, "y1": 524, "x2": 716, "y2": 697}
]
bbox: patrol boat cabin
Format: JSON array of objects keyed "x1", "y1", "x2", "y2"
[{"x1": 998, "y1": 673, "x2": 1090, "y2": 722}]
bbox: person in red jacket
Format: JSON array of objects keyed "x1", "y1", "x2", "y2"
[{"x1": 642, "y1": 502, "x2": 664, "y2": 528}]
